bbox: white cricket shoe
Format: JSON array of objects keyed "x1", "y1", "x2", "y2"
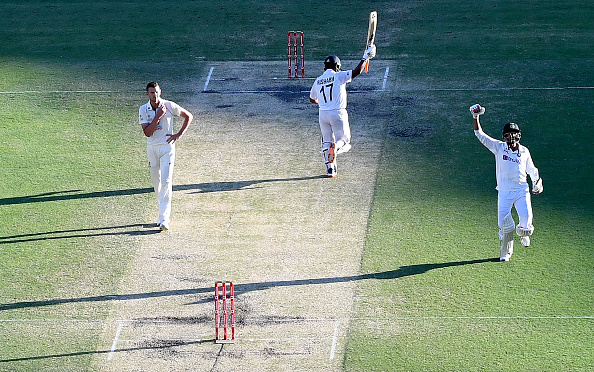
[
  {"x1": 326, "y1": 164, "x2": 337, "y2": 178},
  {"x1": 521, "y1": 236, "x2": 530, "y2": 247},
  {"x1": 500, "y1": 255, "x2": 510, "y2": 262},
  {"x1": 160, "y1": 223, "x2": 169, "y2": 231},
  {"x1": 336, "y1": 142, "x2": 351, "y2": 154}
]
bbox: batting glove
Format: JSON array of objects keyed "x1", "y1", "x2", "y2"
[
  {"x1": 363, "y1": 44, "x2": 376, "y2": 60},
  {"x1": 532, "y1": 178, "x2": 543, "y2": 195},
  {"x1": 470, "y1": 104, "x2": 485, "y2": 118}
]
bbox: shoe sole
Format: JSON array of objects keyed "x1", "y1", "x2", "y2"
[{"x1": 328, "y1": 143, "x2": 335, "y2": 163}]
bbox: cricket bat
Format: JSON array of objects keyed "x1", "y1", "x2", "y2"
[{"x1": 364, "y1": 11, "x2": 377, "y2": 73}]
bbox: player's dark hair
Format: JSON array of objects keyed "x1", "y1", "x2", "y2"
[{"x1": 146, "y1": 81, "x2": 159, "y2": 91}]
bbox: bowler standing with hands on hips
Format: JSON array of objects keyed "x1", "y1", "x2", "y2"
[
  {"x1": 139, "y1": 82, "x2": 193, "y2": 231},
  {"x1": 470, "y1": 104, "x2": 543, "y2": 261}
]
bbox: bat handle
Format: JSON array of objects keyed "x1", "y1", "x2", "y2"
[{"x1": 364, "y1": 59, "x2": 369, "y2": 73}]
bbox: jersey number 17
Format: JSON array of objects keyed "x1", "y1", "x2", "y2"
[{"x1": 319, "y1": 83, "x2": 334, "y2": 103}]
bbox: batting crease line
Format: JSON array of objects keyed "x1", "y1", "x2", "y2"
[
  {"x1": 0, "y1": 319, "x2": 106, "y2": 322},
  {"x1": 107, "y1": 321, "x2": 123, "y2": 361},
  {"x1": 271, "y1": 77, "x2": 317, "y2": 80},
  {"x1": 242, "y1": 317, "x2": 340, "y2": 323},
  {"x1": 203, "y1": 66, "x2": 215, "y2": 92},
  {"x1": 1, "y1": 87, "x2": 592, "y2": 95},
  {"x1": 382, "y1": 66, "x2": 390, "y2": 91},
  {"x1": 0, "y1": 90, "x2": 123, "y2": 94},
  {"x1": 405, "y1": 87, "x2": 594, "y2": 92},
  {"x1": 114, "y1": 337, "x2": 334, "y2": 342},
  {"x1": 208, "y1": 90, "x2": 385, "y2": 94},
  {"x1": 408, "y1": 316, "x2": 594, "y2": 319},
  {"x1": 117, "y1": 338, "x2": 209, "y2": 343},
  {"x1": 330, "y1": 319, "x2": 340, "y2": 360},
  {"x1": 1, "y1": 315, "x2": 592, "y2": 323}
]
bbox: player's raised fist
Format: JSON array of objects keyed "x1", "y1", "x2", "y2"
[{"x1": 470, "y1": 104, "x2": 485, "y2": 118}]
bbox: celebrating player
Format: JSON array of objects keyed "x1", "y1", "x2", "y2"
[
  {"x1": 309, "y1": 45, "x2": 376, "y2": 177},
  {"x1": 139, "y1": 82, "x2": 193, "y2": 231},
  {"x1": 470, "y1": 104, "x2": 543, "y2": 261}
]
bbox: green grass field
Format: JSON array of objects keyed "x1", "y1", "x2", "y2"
[{"x1": 1, "y1": 1, "x2": 592, "y2": 371}]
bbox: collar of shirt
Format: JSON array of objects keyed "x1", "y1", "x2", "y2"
[
  {"x1": 322, "y1": 69, "x2": 337, "y2": 77},
  {"x1": 146, "y1": 100, "x2": 160, "y2": 111}
]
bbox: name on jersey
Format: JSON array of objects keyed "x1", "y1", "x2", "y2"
[
  {"x1": 316, "y1": 76, "x2": 335, "y2": 85},
  {"x1": 502, "y1": 154, "x2": 520, "y2": 164}
]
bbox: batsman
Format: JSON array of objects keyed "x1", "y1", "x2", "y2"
[
  {"x1": 471, "y1": 104, "x2": 543, "y2": 261},
  {"x1": 309, "y1": 12, "x2": 377, "y2": 177}
]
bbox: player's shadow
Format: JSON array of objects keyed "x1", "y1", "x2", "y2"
[
  {"x1": 213, "y1": 257, "x2": 500, "y2": 303},
  {"x1": 0, "y1": 224, "x2": 161, "y2": 245},
  {"x1": 0, "y1": 258, "x2": 498, "y2": 312},
  {"x1": 0, "y1": 340, "x2": 208, "y2": 363},
  {"x1": 0, "y1": 176, "x2": 326, "y2": 206},
  {"x1": 179, "y1": 175, "x2": 326, "y2": 194}
]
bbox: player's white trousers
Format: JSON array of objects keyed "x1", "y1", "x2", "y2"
[
  {"x1": 147, "y1": 143, "x2": 176, "y2": 225},
  {"x1": 319, "y1": 108, "x2": 351, "y2": 148},
  {"x1": 497, "y1": 189, "x2": 533, "y2": 239}
]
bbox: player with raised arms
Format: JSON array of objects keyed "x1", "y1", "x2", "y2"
[
  {"x1": 309, "y1": 12, "x2": 377, "y2": 178},
  {"x1": 471, "y1": 104, "x2": 543, "y2": 261},
  {"x1": 309, "y1": 46, "x2": 376, "y2": 177}
]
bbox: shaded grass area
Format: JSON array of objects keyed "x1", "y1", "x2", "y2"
[
  {"x1": 344, "y1": 0, "x2": 594, "y2": 369},
  {"x1": 345, "y1": 89, "x2": 594, "y2": 370},
  {"x1": 2, "y1": 1, "x2": 591, "y2": 63},
  {"x1": 0, "y1": 0, "x2": 399, "y2": 63}
]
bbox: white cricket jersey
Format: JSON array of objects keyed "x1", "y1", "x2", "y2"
[
  {"x1": 138, "y1": 99, "x2": 182, "y2": 145},
  {"x1": 475, "y1": 126, "x2": 539, "y2": 192},
  {"x1": 310, "y1": 69, "x2": 352, "y2": 111}
]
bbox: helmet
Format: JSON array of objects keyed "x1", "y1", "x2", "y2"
[
  {"x1": 502, "y1": 122, "x2": 521, "y2": 134},
  {"x1": 324, "y1": 55, "x2": 341, "y2": 72},
  {"x1": 502, "y1": 122, "x2": 521, "y2": 145}
]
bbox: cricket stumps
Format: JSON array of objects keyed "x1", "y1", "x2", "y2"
[
  {"x1": 214, "y1": 281, "x2": 236, "y2": 343},
  {"x1": 288, "y1": 31, "x2": 305, "y2": 78}
]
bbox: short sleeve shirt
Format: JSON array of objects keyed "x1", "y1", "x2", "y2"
[
  {"x1": 138, "y1": 99, "x2": 182, "y2": 145},
  {"x1": 309, "y1": 69, "x2": 352, "y2": 111}
]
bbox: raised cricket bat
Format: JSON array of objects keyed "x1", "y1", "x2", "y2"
[{"x1": 364, "y1": 11, "x2": 377, "y2": 73}]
